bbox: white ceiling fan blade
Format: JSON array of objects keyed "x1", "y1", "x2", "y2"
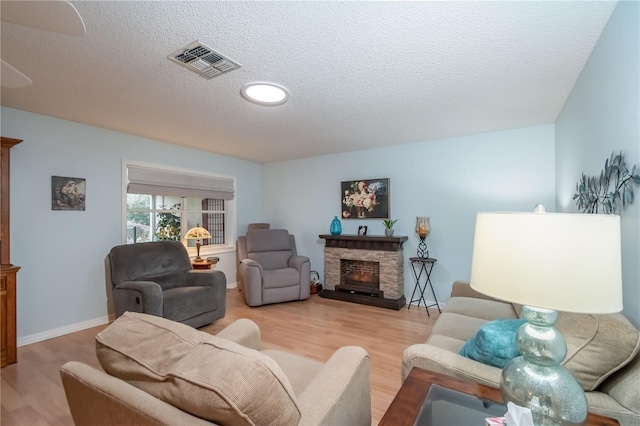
[
  {"x1": 1, "y1": 59, "x2": 33, "y2": 89},
  {"x1": 1, "y1": 0, "x2": 86, "y2": 37}
]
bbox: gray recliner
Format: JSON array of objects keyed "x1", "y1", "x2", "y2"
[
  {"x1": 107, "y1": 241, "x2": 226, "y2": 328},
  {"x1": 237, "y1": 229, "x2": 310, "y2": 307}
]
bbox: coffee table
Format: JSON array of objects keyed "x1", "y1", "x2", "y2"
[{"x1": 379, "y1": 367, "x2": 619, "y2": 426}]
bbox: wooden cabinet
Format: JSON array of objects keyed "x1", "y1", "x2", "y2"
[
  {"x1": 1, "y1": 136, "x2": 22, "y2": 367},
  {"x1": 1, "y1": 265, "x2": 19, "y2": 366}
]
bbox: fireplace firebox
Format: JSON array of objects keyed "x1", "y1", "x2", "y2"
[{"x1": 338, "y1": 259, "x2": 382, "y2": 297}]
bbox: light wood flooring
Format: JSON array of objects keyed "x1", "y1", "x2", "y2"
[{"x1": 1, "y1": 289, "x2": 438, "y2": 425}]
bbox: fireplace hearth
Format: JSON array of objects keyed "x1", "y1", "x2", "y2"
[{"x1": 319, "y1": 234, "x2": 407, "y2": 309}]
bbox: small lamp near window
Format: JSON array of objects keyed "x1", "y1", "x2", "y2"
[{"x1": 185, "y1": 224, "x2": 211, "y2": 262}]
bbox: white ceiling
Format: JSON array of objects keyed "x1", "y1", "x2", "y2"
[{"x1": 0, "y1": 1, "x2": 617, "y2": 163}]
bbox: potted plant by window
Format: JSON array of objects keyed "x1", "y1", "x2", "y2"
[
  {"x1": 382, "y1": 219, "x2": 398, "y2": 237},
  {"x1": 155, "y1": 204, "x2": 182, "y2": 241}
]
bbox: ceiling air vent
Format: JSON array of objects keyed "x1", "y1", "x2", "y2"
[{"x1": 168, "y1": 41, "x2": 241, "y2": 79}]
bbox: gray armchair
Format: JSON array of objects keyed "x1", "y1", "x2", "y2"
[
  {"x1": 237, "y1": 229, "x2": 310, "y2": 306},
  {"x1": 107, "y1": 241, "x2": 226, "y2": 328}
]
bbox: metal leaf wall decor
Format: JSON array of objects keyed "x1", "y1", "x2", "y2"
[{"x1": 574, "y1": 151, "x2": 640, "y2": 214}]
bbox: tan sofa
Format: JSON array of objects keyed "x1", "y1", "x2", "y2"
[
  {"x1": 402, "y1": 281, "x2": 640, "y2": 426},
  {"x1": 61, "y1": 313, "x2": 371, "y2": 426}
]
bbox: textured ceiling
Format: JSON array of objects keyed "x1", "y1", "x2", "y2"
[{"x1": 0, "y1": 1, "x2": 617, "y2": 163}]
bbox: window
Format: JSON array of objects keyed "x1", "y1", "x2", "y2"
[
  {"x1": 123, "y1": 161, "x2": 235, "y2": 255},
  {"x1": 125, "y1": 195, "x2": 226, "y2": 244}
]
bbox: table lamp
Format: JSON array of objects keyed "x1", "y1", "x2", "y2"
[
  {"x1": 470, "y1": 207, "x2": 622, "y2": 425},
  {"x1": 185, "y1": 224, "x2": 211, "y2": 262},
  {"x1": 415, "y1": 216, "x2": 431, "y2": 258}
]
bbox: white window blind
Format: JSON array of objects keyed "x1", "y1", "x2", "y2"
[{"x1": 127, "y1": 164, "x2": 234, "y2": 200}]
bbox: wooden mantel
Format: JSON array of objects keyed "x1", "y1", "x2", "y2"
[{"x1": 318, "y1": 234, "x2": 408, "y2": 252}]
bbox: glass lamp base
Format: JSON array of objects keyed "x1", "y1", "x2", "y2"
[
  {"x1": 502, "y1": 358, "x2": 587, "y2": 425},
  {"x1": 501, "y1": 306, "x2": 587, "y2": 425}
]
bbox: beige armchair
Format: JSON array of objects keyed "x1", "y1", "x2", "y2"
[
  {"x1": 237, "y1": 229, "x2": 311, "y2": 306},
  {"x1": 61, "y1": 313, "x2": 371, "y2": 426}
]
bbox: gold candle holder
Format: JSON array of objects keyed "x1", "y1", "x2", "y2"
[{"x1": 415, "y1": 216, "x2": 430, "y2": 258}]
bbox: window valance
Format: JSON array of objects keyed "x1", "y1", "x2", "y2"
[{"x1": 127, "y1": 164, "x2": 234, "y2": 200}]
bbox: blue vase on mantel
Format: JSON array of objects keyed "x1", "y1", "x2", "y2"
[{"x1": 330, "y1": 216, "x2": 342, "y2": 235}]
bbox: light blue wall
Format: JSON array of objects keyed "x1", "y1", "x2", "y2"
[
  {"x1": 14, "y1": 3, "x2": 637, "y2": 337},
  {"x1": 1, "y1": 107, "x2": 263, "y2": 341},
  {"x1": 2, "y1": 113, "x2": 556, "y2": 341},
  {"x1": 262, "y1": 125, "x2": 556, "y2": 303},
  {"x1": 3, "y1": 1, "x2": 635, "y2": 341},
  {"x1": 555, "y1": 1, "x2": 640, "y2": 328},
  {"x1": 8, "y1": 0, "x2": 636, "y2": 339}
]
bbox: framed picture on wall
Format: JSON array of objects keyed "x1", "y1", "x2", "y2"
[
  {"x1": 52, "y1": 176, "x2": 86, "y2": 211},
  {"x1": 341, "y1": 178, "x2": 389, "y2": 219},
  {"x1": 357, "y1": 225, "x2": 368, "y2": 236}
]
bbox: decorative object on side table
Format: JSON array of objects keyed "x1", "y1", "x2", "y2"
[
  {"x1": 415, "y1": 216, "x2": 430, "y2": 258},
  {"x1": 330, "y1": 216, "x2": 342, "y2": 235},
  {"x1": 185, "y1": 224, "x2": 211, "y2": 261},
  {"x1": 357, "y1": 225, "x2": 368, "y2": 236},
  {"x1": 310, "y1": 270, "x2": 323, "y2": 294},
  {"x1": 470, "y1": 205, "x2": 622, "y2": 425},
  {"x1": 341, "y1": 178, "x2": 389, "y2": 219},
  {"x1": 382, "y1": 218, "x2": 398, "y2": 237},
  {"x1": 574, "y1": 150, "x2": 640, "y2": 214}
]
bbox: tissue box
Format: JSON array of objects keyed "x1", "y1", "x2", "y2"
[{"x1": 485, "y1": 417, "x2": 505, "y2": 426}]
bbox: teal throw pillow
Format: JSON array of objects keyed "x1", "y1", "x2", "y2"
[{"x1": 459, "y1": 319, "x2": 527, "y2": 368}]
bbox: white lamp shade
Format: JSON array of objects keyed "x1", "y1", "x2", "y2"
[{"x1": 470, "y1": 212, "x2": 622, "y2": 314}]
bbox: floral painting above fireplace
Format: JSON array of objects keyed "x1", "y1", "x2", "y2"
[{"x1": 341, "y1": 178, "x2": 389, "y2": 219}]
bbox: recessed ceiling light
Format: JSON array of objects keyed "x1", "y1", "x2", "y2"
[{"x1": 240, "y1": 82, "x2": 289, "y2": 106}]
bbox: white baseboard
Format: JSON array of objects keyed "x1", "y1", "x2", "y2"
[
  {"x1": 17, "y1": 316, "x2": 110, "y2": 347},
  {"x1": 19, "y1": 283, "x2": 238, "y2": 347}
]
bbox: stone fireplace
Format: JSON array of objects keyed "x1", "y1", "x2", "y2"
[{"x1": 319, "y1": 234, "x2": 407, "y2": 309}]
